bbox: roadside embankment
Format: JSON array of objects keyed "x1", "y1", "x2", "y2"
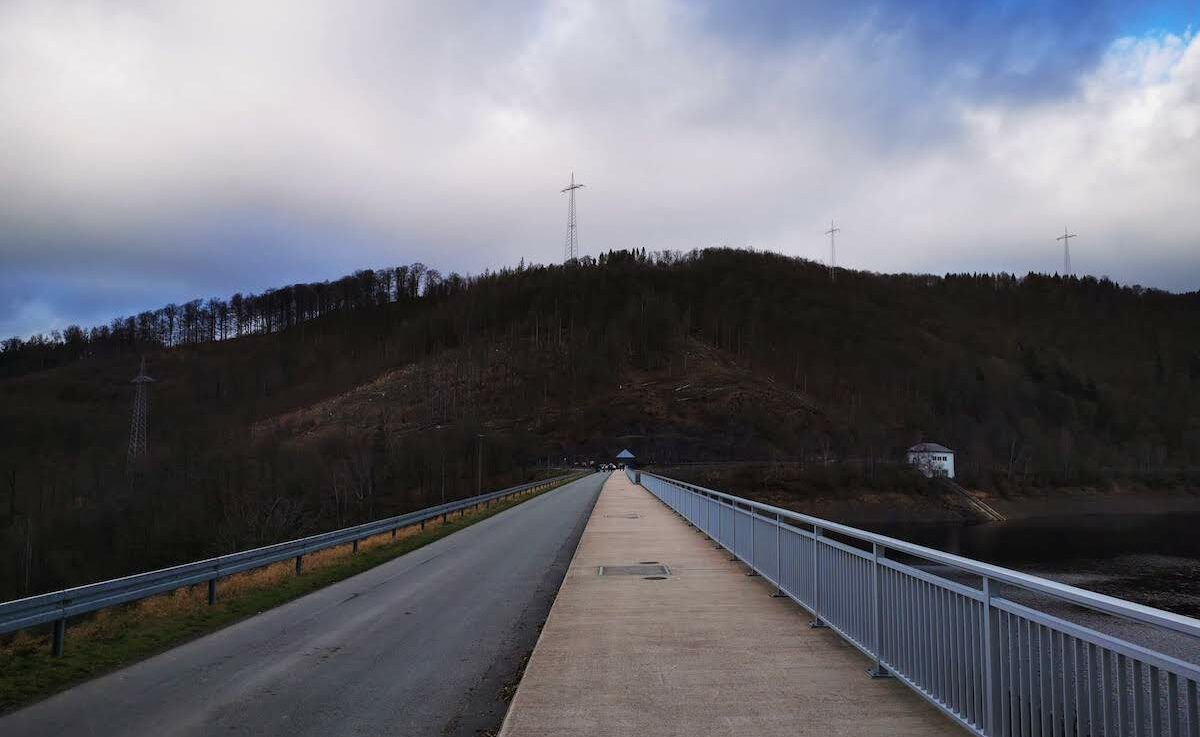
[{"x1": 0, "y1": 475, "x2": 579, "y2": 714}]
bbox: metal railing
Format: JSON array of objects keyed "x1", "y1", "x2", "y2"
[
  {"x1": 627, "y1": 468, "x2": 1200, "y2": 737},
  {"x1": 0, "y1": 472, "x2": 582, "y2": 655}
]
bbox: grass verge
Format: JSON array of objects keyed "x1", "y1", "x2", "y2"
[{"x1": 0, "y1": 475, "x2": 580, "y2": 713}]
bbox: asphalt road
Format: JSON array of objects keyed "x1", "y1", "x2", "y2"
[{"x1": 1, "y1": 472, "x2": 604, "y2": 737}]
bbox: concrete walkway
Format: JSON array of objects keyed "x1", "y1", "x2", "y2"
[{"x1": 499, "y1": 472, "x2": 961, "y2": 737}]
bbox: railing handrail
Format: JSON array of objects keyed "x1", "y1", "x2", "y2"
[
  {"x1": 637, "y1": 469, "x2": 1200, "y2": 640},
  {"x1": 631, "y1": 467, "x2": 1200, "y2": 736},
  {"x1": 0, "y1": 472, "x2": 581, "y2": 637}
]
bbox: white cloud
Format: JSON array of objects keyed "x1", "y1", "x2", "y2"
[
  {"x1": 878, "y1": 30, "x2": 1200, "y2": 280},
  {"x1": 0, "y1": 1, "x2": 1196, "y2": 336}
]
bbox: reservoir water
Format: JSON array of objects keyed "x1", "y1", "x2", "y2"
[
  {"x1": 867, "y1": 512, "x2": 1200, "y2": 567},
  {"x1": 866, "y1": 512, "x2": 1200, "y2": 617}
]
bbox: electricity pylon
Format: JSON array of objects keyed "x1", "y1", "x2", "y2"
[
  {"x1": 1056, "y1": 227, "x2": 1077, "y2": 276},
  {"x1": 825, "y1": 218, "x2": 841, "y2": 282},
  {"x1": 562, "y1": 172, "x2": 584, "y2": 262},
  {"x1": 127, "y1": 356, "x2": 155, "y2": 469}
]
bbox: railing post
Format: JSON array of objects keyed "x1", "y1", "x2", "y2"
[
  {"x1": 771, "y1": 512, "x2": 787, "y2": 597},
  {"x1": 746, "y1": 507, "x2": 759, "y2": 576},
  {"x1": 868, "y1": 543, "x2": 889, "y2": 677},
  {"x1": 352, "y1": 539, "x2": 359, "y2": 554},
  {"x1": 51, "y1": 617, "x2": 66, "y2": 657},
  {"x1": 983, "y1": 576, "x2": 999, "y2": 736},
  {"x1": 810, "y1": 525, "x2": 826, "y2": 628},
  {"x1": 715, "y1": 496, "x2": 724, "y2": 549},
  {"x1": 295, "y1": 555, "x2": 303, "y2": 575},
  {"x1": 392, "y1": 528, "x2": 397, "y2": 539},
  {"x1": 207, "y1": 578, "x2": 217, "y2": 605},
  {"x1": 729, "y1": 500, "x2": 739, "y2": 561}
]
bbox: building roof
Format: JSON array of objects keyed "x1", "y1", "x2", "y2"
[
  {"x1": 908, "y1": 442, "x2": 954, "y2": 454},
  {"x1": 615, "y1": 449, "x2": 635, "y2": 459}
]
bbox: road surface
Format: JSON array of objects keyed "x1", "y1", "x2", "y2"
[{"x1": 0, "y1": 473, "x2": 604, "y2": 737}]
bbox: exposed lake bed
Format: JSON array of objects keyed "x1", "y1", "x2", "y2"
[
  {"x1": 869, "y1": 511, "x2": 1200, "y2": 615},
  {"x1": 867, "y1": 511, "x2": 1200, "y2": 664}
]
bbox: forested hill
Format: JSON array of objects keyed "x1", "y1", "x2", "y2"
[{"x1": 2, "y1": 248, "x2": 1199, "y2": 598}]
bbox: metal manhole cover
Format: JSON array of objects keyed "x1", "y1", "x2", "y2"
[{"x1": 598, "y1": 564, "x2": 670, "y2": 577}]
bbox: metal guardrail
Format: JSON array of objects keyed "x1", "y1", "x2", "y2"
[
  {"x1": 0, "y1": 473, "x2": 582, "y2": 655},
  {"x1": 627, "y1": 468, "x2": 1200, "y2": 737}
]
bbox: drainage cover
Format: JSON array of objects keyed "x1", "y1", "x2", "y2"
[{"x1": 598, "y1": 564, "x2": 670, "y2": 577}]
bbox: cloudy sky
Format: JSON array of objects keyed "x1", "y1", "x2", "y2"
[{"x1": 1, "y1": 1, "x2": 1197, "y2": 338}]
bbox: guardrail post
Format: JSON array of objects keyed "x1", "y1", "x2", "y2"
[
  {"x1": 983, "y1": 576, "x2": 998, "y2": 736},
  {"x1": 810, "y1": 525, "x2": 826, "y2": 628},
  {"x1": 207, "y1": 578, "x2": 217, "y2": 605},
  {"x1": 868, "y1": 543, "x2": 889, "y2": 677},
  {"x1": 352, "y1": 539, "x2": 359, "y2": 554},
  {"x1": 392, "y1": 527, "x2": 397, "y2": 539},
  {"x1": 51, "y1": 617, "x2": 66, "y2": 657},
  {"x1": 295, "y1": 555, "x2": 303, "y2": 575}
]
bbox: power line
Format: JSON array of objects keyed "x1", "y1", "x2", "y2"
[
  {"x1": 561, "y1": 172, "x2": 584, "y2": 262},
  {"x1": 1056, "y1": 227, "x2": 1077, "y2": 276}
]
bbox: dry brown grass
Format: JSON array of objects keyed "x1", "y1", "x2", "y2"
[{"x1": 0, "y1": 494, "x2": 520, "y2": 658}]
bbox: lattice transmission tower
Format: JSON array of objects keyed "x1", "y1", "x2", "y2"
[
  {"x1": 1056, "y1": 226, "x2": 1077, "y2": 277},
  {"x1": 561, "y1": 172, "x2": 584, "y2": 262},
  {"x1": 825, "y1": 218, "x2": 841, "y2": 282},
  {"x1": 127, "y1": 356, "x2": 155, "y2": 468}
]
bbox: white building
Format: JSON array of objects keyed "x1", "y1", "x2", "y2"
[{"x1": 907, "y1": 442, "x2": 955, "y2": 479}]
